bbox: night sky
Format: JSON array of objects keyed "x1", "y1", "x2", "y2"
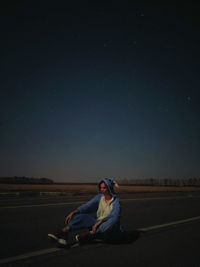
[{"x1": 1, "y1": 1, "x2": 200, "y2": 182}]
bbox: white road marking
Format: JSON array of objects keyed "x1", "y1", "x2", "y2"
[
  {"x1": 122, "y1": 196, "x2": 192, "y2": 202},
  {"x1": 0, "y1": 201, "x2": 85, "y2": 209},
  {"x1": 0, "y1": 248, "x2": 61, "y2": 264},
  {"x1": 138, "y1": 215, "x2": 200, "y2": 232},
  {"x1": 0, "y1": 215, "x2": 200, "y2": 264},
  {"x1": 0, "y1": 195, "x2": 197, "y2": 209}
]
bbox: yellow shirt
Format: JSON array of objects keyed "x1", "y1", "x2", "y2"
[{"x1": 96, "y1": 196, "x2": 114, "y2": 221}]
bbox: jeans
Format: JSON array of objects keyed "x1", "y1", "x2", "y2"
[{"x1": 68, "y1": 214, "x2": 97, "y2": 230}]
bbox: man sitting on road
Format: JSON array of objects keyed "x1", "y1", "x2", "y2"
[{"x1": 48, "y1": 178, "x2": 122, "y2": 246}]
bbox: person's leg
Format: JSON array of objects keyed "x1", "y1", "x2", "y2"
[
  {"x1": 68, "y1": 214, "x2": 97, "y2": 230},
  {"x1": 48, "y1": 229, "x2": 69, "y2": 245},
  {"x1": 48, "y1": 214, "x2": 97, "y2": 245},
  {"x1": 68, "y1": 214, "x2": 98, "y2": 244},
  {"x1": 61, "y1": 225, "x2": 70, "y2": 232}
]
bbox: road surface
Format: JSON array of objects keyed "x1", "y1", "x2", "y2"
[{"x1": 0, "y1": 192, "x2": 200, "y2": 266}]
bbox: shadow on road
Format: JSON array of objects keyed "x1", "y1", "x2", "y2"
[
  {"x1": 101, "y1": 230, "x2": 142, "y2": 245},
  {"x1": 59, "y1": 230, "x2": 142, "y2": 249}
]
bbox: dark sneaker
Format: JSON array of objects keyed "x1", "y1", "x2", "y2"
[
  {"x1": 75, "y1": 231, "x2": 94, "y2": 244},
  {"x1": 48, "y1": 230, "x2": 68, "y2": 245}
]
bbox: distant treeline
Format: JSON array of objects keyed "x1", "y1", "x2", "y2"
[
  {"x1": 1, "y1": 177, "x2": 200, "y2": 186},
  {"x1": 118, "y1": 178, "x2": 200, "y2": 186},
  {"x1": 119, "y1": 178, "x2": 200, "y2": 187},
  {"x1": 0, "y1": 176, "x2": 54, "y2": 184}
]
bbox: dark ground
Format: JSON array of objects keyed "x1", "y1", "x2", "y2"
[{"x1": 0, "y1": 192, "x2": 200, "y2": 266}]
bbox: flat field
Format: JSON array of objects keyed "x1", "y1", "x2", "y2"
[{"x1": 0, "y1": 183, "x2": 200, "y2": 195}]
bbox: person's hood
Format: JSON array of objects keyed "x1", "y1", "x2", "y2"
[{"x1": 98, "y1": 178, "x2": 116, "y2": 196}]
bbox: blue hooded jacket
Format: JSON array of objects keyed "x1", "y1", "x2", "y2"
[{"x1": 77, "y1": 178, "x2": 121, "y2": 233}]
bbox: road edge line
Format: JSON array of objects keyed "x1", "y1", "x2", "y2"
[
  {"x1": 1, "y1": 195, "x2": 198, "y2": 209},
  {"x1": 0, "y1": 247, "x2": 61, "y2": 264},
  {"x1": 138, "y1": 215, "x2": 200, "y2": 232},
  {"x1": 1, "y1": 215, "x2": 200, "y2": 264}
]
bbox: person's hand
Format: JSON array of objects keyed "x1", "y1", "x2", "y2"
[
  {"x1": 90, "y1": 224, "x2": 98, "y2": 234},
  {"x1": 65, "y1": 210, "x2": 77, "y2": 224},
  {"x1": 90, "y1": 220, "x2": 103, "y2": 234}
]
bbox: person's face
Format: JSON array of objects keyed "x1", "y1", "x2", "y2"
[{"x1": 100, "y1": 182, "x2": 109, "y2": 195}]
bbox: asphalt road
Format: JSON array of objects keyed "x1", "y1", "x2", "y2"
[{"x1": 0, "y1": 192, "x2": 200, "y2": 266}]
